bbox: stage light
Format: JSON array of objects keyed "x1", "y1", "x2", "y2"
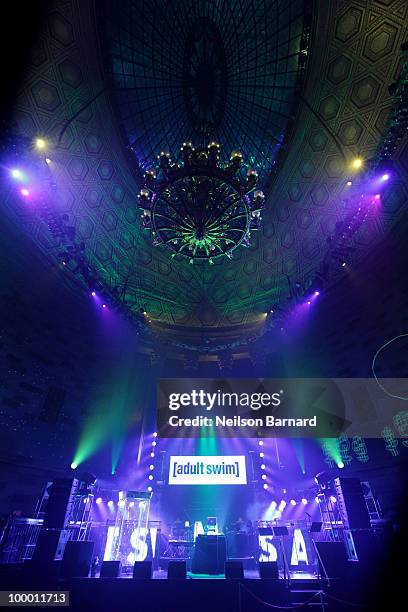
[
  {"x1": 91, "y1": 291, "x2": 96, "y2": 296},
  {"x1": 346, "y1": 181, "x2": 352, "y2": 186},
  {"x1": 153, "y1": 432, "x2": 158, "y2": 437},
  {"x1": 337, "y1": 461, "x2": 345, "y2": 469},
  {"x1": 147, "y1": 486, "x2": 153, "y2": 492},
  {"x1": 261, "y1": 464, "x2": 266, "y2": 470},
  {"x1": 279, "y1": 500, "x2": 287, "y2": 511},
  {"x1": 258, "y1": 440, "x2": 264, "y2": 446},
  {"x1": 301, "y1": 498, "x2": 307, "y2": 505},
  {"x1": 259, "y1": 452, "x2": 264, "y2": 458},
  {"x1": 35, "y1": 138, "x2": 46, "y2": 150},
  {"x1": 45, "y1": 158, "x2": 52, "y2": 165},
  {"x1": 374, "y1": 194, "x2": 381, "y2": 200},
  {"x1": 381, "y1": 173, "x2": 390, "y2": 181},
  {"x1": 108, "y1": 500, "x2": 114, "y2": 507},
  {"x1": 150, "y1": 452, "x2": 155, "y2": 458},
  {"x1": 307, "y1": 300, "x2": 311, "y2": 305},
  {"x1": 315, "y1": 496, "x2": 321, "y2": 503},
  {"x1": 152, "y1": 441, "x2": 157, "y2": 447},
  {"x1": 70, "y1": 462, "x2": 78, "y2": 470},
  {"x1": 352, "y1": 157, "x2": 363, "y2": 169},
  {"x1": 102, "y1": 304, "x2": 107, "y2": 308},
  {"x1": 314, "y1": 471, "x2": 332, "y2": 489},
  {"x1": 261, "y1": 474, "x2": 267, "y2": 480},
  {"x1": 118, "y1": 500, "x2": 125, "y2": 508},
  {"x1": 342, "y1": 262, "x2": 346, "y2": 267},
  {"x1": 149, "y1": 464, "x2": 154, "y2": 470},
  {"x1": 330, "y1": 496, "x2": 337, "y2": 503},
  {"x1": 148, "y1": 474, "x2": 154, "y2": 480},
  {"x1": 290, "y1": 499, "x2": 297, "y2": 506},
  {"x1": 129, "y1": 501, "x2": 135, "y2": 508},
  {"x1": 314, "y1": 291, "x2": 320, "y2": 296},
  {"x1": 11, "y1": 168, "x2": 24, "y2": 180},
  {"x1": 263, "y1": 483, "x2": 268, "y2": 489},
  {"x1": 95, "y1": 497, "x2": 102, "y2": 505},
  {"x1": 20, "y1": 188, "x2": 30, "y2": 197},
  {"x1": 83, "y1": 497, "x2": 88, "y2": 504}
]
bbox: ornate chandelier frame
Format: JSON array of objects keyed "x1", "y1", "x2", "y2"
[{"x1": 138, "y1": 142, "x2": 265, "y2": 263}]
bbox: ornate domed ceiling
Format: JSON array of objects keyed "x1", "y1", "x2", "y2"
[
  {"x1": 4, "y1": 0, "x2": 408, "y2": 353},
  {"x1": 97, "y1": 0, "x2": 310, "y2": 343},
  {"x1": 100, "y1": 0, "x2": 306, "y2": 183}
]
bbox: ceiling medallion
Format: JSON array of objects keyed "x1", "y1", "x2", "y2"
[{"x1": 138, "y1": 142, "x2": 265, "y2": 263}]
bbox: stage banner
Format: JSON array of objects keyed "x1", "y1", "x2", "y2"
[
  {"x1": 157, "y1": 377, "x2": 408, "y2": 438},
  {"x1": 168, "y1": 455, "x2": 247, "y2": 485}
]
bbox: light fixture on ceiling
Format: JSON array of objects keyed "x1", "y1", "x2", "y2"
[
  {"x1": 137, "y1": 142, "x2": 265, "y2": 263},
  {"x1": 35, "y1": 137, "x2": 47, "y2": 150},
  {"x1": 351, "y1": 157, "x2": 363, "y2": 170}
]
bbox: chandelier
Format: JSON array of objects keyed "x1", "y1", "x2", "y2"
[{"x1": 137, "y1": 142, "x2": 265, "y2": 263}]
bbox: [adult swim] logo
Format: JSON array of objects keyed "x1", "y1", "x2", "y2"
[{"x1": 168, "y1": 456, "x2": 247, "y2": 485}]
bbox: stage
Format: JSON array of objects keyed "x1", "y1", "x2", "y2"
[
  {"x1": 0, "y1": 564, "x2": 381, "y2": 612},
  {"x1": 0, "y1": 443, "x2": 401, "y2": 610}
]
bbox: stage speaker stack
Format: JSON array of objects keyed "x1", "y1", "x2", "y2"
[
  {"x1": 31, "y1": 530, "x2": 68, "y2": 564},
  {"x1": 60, "y1": 541, "x2": 94, "y2": 578},
  {"x1": 334, "y1": 477, "x2": 377, "y2": 562},
  {"x1": 225, "y1": 560, "x2": 244, "y2": 579},
  {"x1": 191, "y1": 534, "x2": 227, "y2": 575},
  {"x1": 314, "y1": 541, "x2": 348, "y2": 579},
  {"x1": 259, "y1": 561, "x2": 279, "y2": 580},
  {"x1": 226, "y1": 532, "x2": 249, "y2": 558},
  {"x1": 32, "y1": 478, "x2": 79, "y2": 563},
  {"x1": 100, "y1": 560, "x2": 121, "y2": 578},
  {"x1": 334, "y1": 478, "x2": 370, "y2": 529},
  {"x1": 133, "y1": 560, "x2": 153, "y2": 579},
  {"x1": 167, "y1": 560, "x2": 187, "y2": 579}
]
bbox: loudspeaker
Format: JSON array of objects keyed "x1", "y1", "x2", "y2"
[
  {"x1": 225, "y1": 560, "x2": 244, "y2": 579},
  {"x1": 133, "y1": 560, "x2": 153, "y2": 579},
  {"x1": 32, "y1": 529, "x2": 70, "y2": 562},
  {"x1": 43, "y1": 478, "x2": 79, "y2": 529},
  {"x1": 344, "y1": 530, "x2": 378, "y2": 563},
  {"x1": 226, "y1": 532, "x2": 250, "y2": 558},
  {"x1": 192, "y1": 535, "x2": 227, "y2": 575},
  {"x1": 314, "y1": 542, "x2": 348, "y2": 579},
  {"x1": 61, "y1": 541, "x2": 94, "y2": 578},
  {"x1": 100, "y1": 560, "x2": 121, "y2": 578},
  {"x1": 167, "y1": 561, "x2": 186, "y2": 579},
  {"x1": 334, "y1": 478, "x2": 370, "y2": 529},
  {"x1": 259, "y1": 561, "x2": 279, "y2": 580}
]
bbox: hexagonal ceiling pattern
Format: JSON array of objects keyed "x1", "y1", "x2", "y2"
[{"x1": 5, "y1": 0, "x2": 408, "y2": 352}]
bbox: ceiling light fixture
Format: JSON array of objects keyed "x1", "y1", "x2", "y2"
[{"x1": 137, "y1": 142, "x2": 264, "y2": 263}]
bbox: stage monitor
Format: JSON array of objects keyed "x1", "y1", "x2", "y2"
[{"x1": 168, "y1": 455, "x2": 247, "y2": 485}]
